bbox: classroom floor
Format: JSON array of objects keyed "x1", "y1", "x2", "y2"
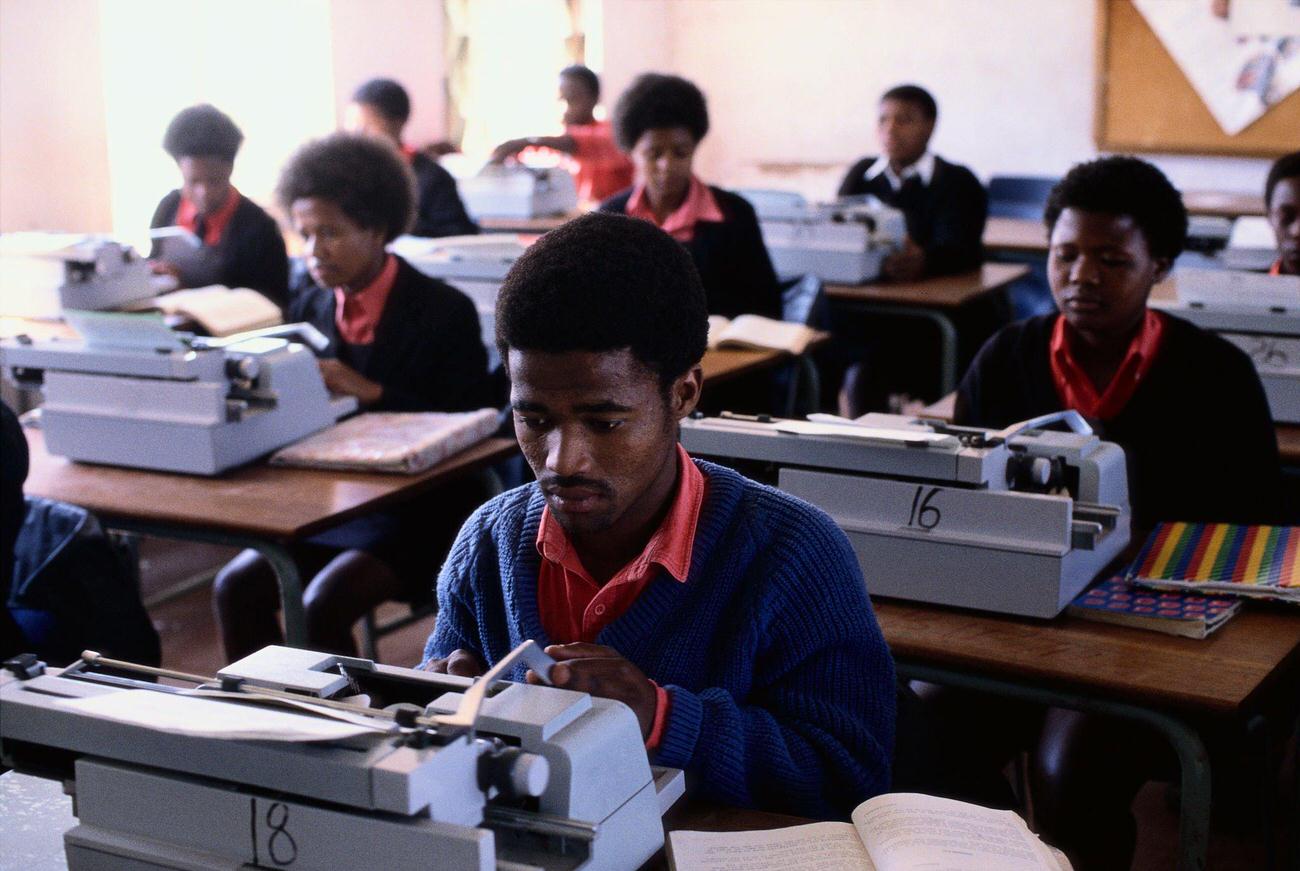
[{"x1": 139, "y1": 538, "x2": 1292, "y2": 871}]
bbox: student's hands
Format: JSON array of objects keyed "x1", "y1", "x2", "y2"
[
  {"x1": 527, "y1": 643, "x2": 658, "y2": 739},
  {"x1": 882, "y1": 238, "x2": 926, "y2": 282},
  {"x1": 149, "y1": 259, "x2": 183, "y2": 280},
  {"x1": 489, "y1": 138, "x2": 530, "y2": 164},
  {"x1": 317, "y1": 359, "x2": 383, "y2": 407},
  {"x1": 422, "y1": 649, "x2": 487, "y2": 677}
]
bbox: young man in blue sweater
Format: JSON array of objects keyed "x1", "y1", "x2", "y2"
[{"x1": 421, "y1": 212, "x2": 895, "y2": 819}]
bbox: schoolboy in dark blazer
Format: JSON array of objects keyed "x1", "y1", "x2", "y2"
[{"x1": 838, "y1": 84, "x2": 986, "y2": 279}]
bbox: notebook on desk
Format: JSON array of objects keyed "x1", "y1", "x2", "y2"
[
  {"x1": 706, "y1": 314, "x2": 821, "y2": 355},
  {"x1": 1068, "y1": 576, "x2": 1240, "y2": 639},
  {"x1": 1125, "y1": 522, "x2": 1299, "y2": 605},
  {"x1": 270, "y1": 409, "x2": 500, "y2": 474}
]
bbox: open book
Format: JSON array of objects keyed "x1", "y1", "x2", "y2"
[
  {"x1": 669, "y1": 793, "x2": 1071, "y2": 871},
  {"x1": 140, "y1": 285, "x2": 282, "y2": 336},
  {"x1": 707, "y1": 314, "x2": 822, "y2": 356}
]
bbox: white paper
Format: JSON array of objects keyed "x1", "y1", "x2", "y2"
[
  {"x1": 58, "y1": 690, "x2": 390, "y2": 742},
  {"x1": 670, "y1": 822, "x2": 873, "y2": 871},
  {"x1": 852, "y1": 793, "x2": 1058, "y2": 871}
]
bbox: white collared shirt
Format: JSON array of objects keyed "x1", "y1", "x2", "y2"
[{"x1": 864, "y1": 151, "x2": 936, "y2": 192}]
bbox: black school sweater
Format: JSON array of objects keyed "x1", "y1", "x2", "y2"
[
  {"x1": 287, "y1": 256, "x2": 495, "y2": 413},
  {"x1": 410, "y1": 152, "x2": 479, "y2": 238},
  {"x1": 600, "y1": 186, "x2": 782, "y2": 320},
  {"x1": 954, "y1": 313, "x2": 1285, "y2": 527},
  {"x1": 150, "y1": 190, "x2": 290, "y2": 309},
  {"x1": 837, "y1": 155, "x2": 987, "y2": 277}
]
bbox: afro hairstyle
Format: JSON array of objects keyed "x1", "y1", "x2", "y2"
[
  {"x1": 880, "y1": 84, "x2": 938, "y2": 122},
  {"x1": 162, "y1": 104, "x2": 244, "y2": 163},
  {"x1": 560, "y1": 64, "x2": 600, "y2": 101},
  {"x1": 352, "y1": 78, "x2": 411, "y2": 125},
  {"x1": 496, "y1": 212, "x2": 709, "y2": 389},
  {"x1": 611, "y1": 73, "x2": 709, "y2": 152},
  {"x1": 276, "y1": 132, "x2": 416, "y2": 242},
  {"x1": 1044, "y1": 156, "x2": 1188, "y2": 261},
  {"x1": 1265, "y1": 151, "x2": 1300, "y2": 207}
]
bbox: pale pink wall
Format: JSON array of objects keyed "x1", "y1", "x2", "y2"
[
  {"x1": 329, "y1": 0, "x2": 448, "y2": 147},
  {"x1": 0, "y1": 0, "x2": 113, "y2": 232},
  {"x1": 599, "y1": 0, "x2": 1272, "y2": 199}
]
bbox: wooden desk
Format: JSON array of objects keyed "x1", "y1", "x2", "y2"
[
  {"x1": 825, "y1": 264, "x2": 1030, "y2": 394},
  {"x1": 700, "y1": 346, "x2": 788, "y2": 387},
  {"x1": 983, "y1": 216, "x2": 1047, "y2": 255},
  {"x1": 1277, "y1": 424, "x2": 1300, "y2": 465},
  {"x1": 478, "y1": 211, "x2": 581, "y2": 234},
  {"x1": 22, "y1": 429, "x2": 519, "y2": 645},
  {"x1": 1183, "y1": 190, "x2": 1266, "y2": 219},
  {"x1": 874, "y1": 598, "x2": 1300, "y2": 870}
]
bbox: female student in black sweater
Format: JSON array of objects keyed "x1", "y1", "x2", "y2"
[
  {"x1": 952, "y1": 157, "x2": 1284, "y2": 870},
  {"x1": 212, "y1": 133, "x2": 495, "y2": 663},
  {"x1": 149, "y1": 105, "x2": 289, "y2": 308},
  {"x1": 599, "y1": 73, "x2": 781, "y2": 321}
]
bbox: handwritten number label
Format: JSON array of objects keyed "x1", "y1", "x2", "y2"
[
  {"x1": 906, "y1": 486, "x2": 942, "y2": 531},
  {"x1": 1246, "y1": 338, "x2": 1288, "y2": 369},
  {"x1": 250, "y1": 799, "x2": 298, "y2": 867}
]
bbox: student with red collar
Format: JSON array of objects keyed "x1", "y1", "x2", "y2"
[
  {"x1": 838, "y1": 84, "x2": 986, "y2": 281},
  {"x1": 149, "y1": 105, "x2": 289, "y2": 308},
  {"x1": 598, "y1": 73, "x2": 781, "y2": 321},
  {"x1": 421, "y1": 213, "x2": 895, "y2": 819},
  {"x1": 953, "y1": 156, "x2": 1284, "y2": 870},
  {"x1": 490, "y1": 65, "x2": 633, "y2": 204},
  {"x1": 212, "y1": 133, "x2": 495, "y2": 664},
  {"x1": 956, "y1": 155, "x2": 1282, "y2": 528},
  {"x1": 346, "y1": 78, "x2": 478, "y2": 238},
  {"x1": 1266, "y1": 150, "x2": 1299, "y2": 276}
]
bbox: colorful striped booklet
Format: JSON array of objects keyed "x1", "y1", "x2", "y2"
[{"x1": 1125, "y1": 522, "x2": 1300, "y2": 604}]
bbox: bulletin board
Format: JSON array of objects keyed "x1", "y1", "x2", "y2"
[{"x1": 1093, "y1": 0, "x2": 1300, "y2": 158}]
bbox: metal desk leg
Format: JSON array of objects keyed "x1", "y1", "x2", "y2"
[
  {"x1": 837, "y1": 302, "x2": 960, "y2": 395},
  {"x1": 100, "y1": 520, "x2": 307, "y2": 648},
  {"x1": 898, "y1": 662, "x2": 1212, "y2": 871}
]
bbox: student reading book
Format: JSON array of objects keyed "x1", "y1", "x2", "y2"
[{"x1": 669, "y1": 792, "x2": 1070, "y2": 871}]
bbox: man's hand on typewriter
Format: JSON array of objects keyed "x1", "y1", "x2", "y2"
[
  {"x1": 529, "y1": 643, "x2": 657, "y2": 739},
  {"x1": 422, "y1": 648, "x2": 487, "y2": 677}
]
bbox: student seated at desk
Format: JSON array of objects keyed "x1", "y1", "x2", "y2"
[
  {"x1": 149, "y1": 104, "x2": 289, "y2": 308},
  {"x1": 213, "y1": 132, "x2": 495, "y2": 663},
  {"x1": 956, "y1": 155, "x2": 1283, "y2": 527},
  {"x1": 952, "y1": 156, "x2": 1284, "y2": 870},
  {"x1": 420, "y1": 213, "x2": 895, "y2": 819},
  {"x1": 599, "y1": 73, "x2": 782, "y2": 321},
  {"x1": 346, "y1": 77, "x2": 479, "y2": 238},
  {"x1": 489, "y1": 64, "x2": 633, "y2": 204},
  {"x1": 1266, "y1": 150, "x2": 1299, "y2": 275},
  {"x1": 838, "y1": 84, "x2": 986, "y2": 280}
]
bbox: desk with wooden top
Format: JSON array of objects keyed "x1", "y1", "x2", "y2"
[
  {"x1": 983, "y1": 216, "x2": 1048, "y2": 255},
  {"x1": 824, "y1": 263, "x2": 1029, "y2": 395},
  {"x1": 21, "y1": 428, "x2": 519, "y2": 646},
  {"x1": 479, "y1": 211, "x2": 581, "y2": 234},
  {"x1": 874, "y1": 598, "x2": 1300, "y2": 871}
]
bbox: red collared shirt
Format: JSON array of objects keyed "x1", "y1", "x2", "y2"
[
  {"x1": 1049, "y1": 310, "x2": 1166, "y2": 420},
  {"x1": 1271, "y1": 259, "x2": 1285, "y2": 276},
  {"x1": 175, "y1": 187, "x2": 242, "y2": 247},
  {"x1": 333, "y1": 254, "x2": 399, "y2": 346},
  {"x1": 565, "y1": 120, "x2": 633, "y2": 202},
  {"x1": 536, "y1": 444, "x2": 705, "y2": 750},
  {"x1": 626, "y1": 176, "x2": 724, "y2": 243}
]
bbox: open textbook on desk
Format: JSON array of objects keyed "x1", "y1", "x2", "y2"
[
  {"x1": 707, "y1": 314, "x2": 822, "y2": 355},
  {"x1": 670, "y1": 792, "x2": 1070, "y2": 871}
]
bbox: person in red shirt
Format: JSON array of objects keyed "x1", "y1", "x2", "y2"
[
  {"x1": 148, "y1": 105, "x2": 289, "y2": 308},
  {"x1": 1265, "y1": 150, "x2": 1300, "y2": 276},
  {"x1": 489, "y1": 64, "x2": 632, "y2": 203}
]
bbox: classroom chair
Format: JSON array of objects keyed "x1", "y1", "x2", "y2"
[{"x1": 987, "y1": 175, "x2": 1059, "y2": 219}]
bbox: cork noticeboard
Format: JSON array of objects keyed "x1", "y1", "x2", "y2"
[{"x1": 1094, "y1": 0, "x2": 1300, "y2": 157}]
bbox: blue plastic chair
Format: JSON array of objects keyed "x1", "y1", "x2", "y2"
[{"x1": 987, "y1": 176, "x2": 1059, "y2": 220}]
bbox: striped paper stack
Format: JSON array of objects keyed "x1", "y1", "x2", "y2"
[{"x1": 1125, "y1": 522, "x2": 1299, "y2": 604}]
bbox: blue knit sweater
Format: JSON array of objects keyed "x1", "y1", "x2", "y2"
[{"x1": 422, "y1": 459, "x2": 896, "y2": 819}]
